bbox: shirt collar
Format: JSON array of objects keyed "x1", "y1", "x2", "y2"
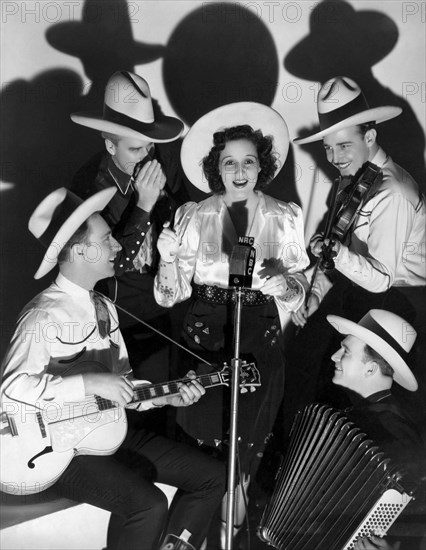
[
  {"x1": 55, "y1": 273, "x2": 91, "y2": 299},
  {"x1": 213, "y1": 191, "x2": 268, "y2": 213},
  {"x1": 344, "y1": 387, "x2": 392, "y2": 407},
  {"x1": 365, "y1": 389, "x2": 393, "y2": 403},
  {"x1": 106, "y1": 155, "x2": 133, "y2": 195},
  {"x1": 371, "y1": 146, "x2": 388, "y2": 169}
]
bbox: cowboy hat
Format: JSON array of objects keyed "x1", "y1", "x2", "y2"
[
  {"x1": 46, "y1": 0, "x2": 165, "y2": 65},
  {"x1": 181, "y1": 102, "x2": 289, "y2": 193},
  {"x1": 327, "y1": 309, "x2": 418, "y2": 391},
  {"x1": 71, "y1": 71, "x2": 184, "y2": 143},
  {"x1": 284, "y1": 0, "x2": 398, "y2": 82},
  {"x1": 29, "y1": 187, "x2": 117, "y2": 280},
  {"x1": 294, "y1": 76, "x2": 401, "y2": 144}
]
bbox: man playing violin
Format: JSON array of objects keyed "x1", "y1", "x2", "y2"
[
  {"x1": 286, "y1": 76, "x2": 425, "y2": 429},
  {"x1": 0, "y1": 187, "x2": 225, "y2": 550}
]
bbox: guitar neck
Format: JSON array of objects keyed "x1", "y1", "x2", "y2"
[
  {"x1": 132, "y1": 372, "x2": 222, "y2": 402},
  {"x1": 95, "y1": 372, "x2": 223, "y2": 412}
]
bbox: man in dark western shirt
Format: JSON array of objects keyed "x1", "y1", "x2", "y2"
[
  {"x1": 327, "y1": 309, "x2": 425, "y2": 549},
  {"x1": 70, "y1": 71, "x2": 187, "y2": 382}
]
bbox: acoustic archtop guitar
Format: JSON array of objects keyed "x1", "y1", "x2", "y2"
[{"x1": 0, "y1": 362, "x2": 260, "y2": 495}]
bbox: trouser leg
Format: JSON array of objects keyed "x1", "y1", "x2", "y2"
[
  {"x1": 126, "y1": 429, "x2": 226, "y2": 549},
  {"x1": 56, "y1": 453, "x2": 169, "y2": 550}
]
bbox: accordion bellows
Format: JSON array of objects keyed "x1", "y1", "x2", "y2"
[{"x1": 258, "y1": 403, "x2": 413, "y2": 550}]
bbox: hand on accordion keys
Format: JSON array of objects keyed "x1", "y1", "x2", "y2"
[{"x1": 354, "y1": 535, "x2": 399, "y2": 550}]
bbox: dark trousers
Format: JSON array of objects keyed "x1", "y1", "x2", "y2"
[{"x1": 55, "y1": 416, "x2": 225, "y2": 550}]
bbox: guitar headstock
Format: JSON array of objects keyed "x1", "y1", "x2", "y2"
[{"x1": 218, "y1": 362, "x2": 261, "y2": 392}]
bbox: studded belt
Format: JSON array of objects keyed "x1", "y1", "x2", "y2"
[{"x1": 193, "y1": 284, "x2": 273, "y2": 306}]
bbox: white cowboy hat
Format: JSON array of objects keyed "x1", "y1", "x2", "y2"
[
  {"x1": 181, "y1": 102, "x2": 289, "y2": 193},
  {"x1": 29, "y1": 187, "x2": 117, "y2": 280},
  {"x1": 71, "y1": 71, "x2": 184, "y2": 143},
  {"x1": 327, "y1": 309, "x2": 418, "y2": 391},
  {"x1": 294, "y1": 76, "x2": 402, "y2": 145}
]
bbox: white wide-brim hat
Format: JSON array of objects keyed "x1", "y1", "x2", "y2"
[
  {"x1": 294, "y1": 76, "x2": 401, "y2": 145},
  {"x1": 29, "y1": 187, "x2": 117, "y2": 280},
  {"x1": 327, "y1": 309, "x2": 417, "y2": 391},
  {"x1": 181, "y1": 102, "x2": 289, "y2": 193},
  {"x1": 71, "y1": 71, "x2": 184, "y2": 143}
]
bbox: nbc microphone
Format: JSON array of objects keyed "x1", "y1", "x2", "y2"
[{"x1": 228, "y1": 237, "x2": 256, "y2": 288}]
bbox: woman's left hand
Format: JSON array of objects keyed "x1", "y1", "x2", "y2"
[{"x1": 260, "y1": 274, "x2": 288, "y2": 297}]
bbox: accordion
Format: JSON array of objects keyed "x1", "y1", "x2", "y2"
[{"x1": 258, "y1": 403, "x2": 414, "y2": 550}]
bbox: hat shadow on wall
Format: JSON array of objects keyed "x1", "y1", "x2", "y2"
[
  {"x1": 285, "y1": 0, "x2": 425, "y2": 199},
  {"x1": 0, "y1": 0, "x2": 167, "y2": 353},
  {"x1": 162, "y1": 2, "x2": 300, "y2": 206}
]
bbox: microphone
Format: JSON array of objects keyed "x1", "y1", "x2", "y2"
[{"x1": 228, "y1": 237, "x2": 256, "y2": 288}]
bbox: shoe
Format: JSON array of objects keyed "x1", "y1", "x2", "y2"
[{"x1": 219, "y1": 475, "x2": 250, "y2": 549}]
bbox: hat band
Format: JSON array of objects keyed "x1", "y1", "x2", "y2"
[
  {"x1": 359, "y1": 314, "x2": 410, "y2": 365},
  {"x1": 103, "y1": 104, "x2": 157, "y2": 136},
  {"x1": 318, "y1": 93, "x2": 371, "y2": 131},
  {"x1": 39, "y1": 192, "x2": 82, "y2": 249}
]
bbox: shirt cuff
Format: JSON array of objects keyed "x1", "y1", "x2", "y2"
[
  {"x1": 127, "y1": 400, "x2": 156, "y2": 411},
  {"x1": 275, "y1": 276, "x2": 305, "y2": 312},
  {"x1": 129, "y1": 206, "x2": 151, "y2": 232}
]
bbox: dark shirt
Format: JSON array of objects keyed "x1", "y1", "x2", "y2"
[
  {"x1": 71, "y1": 141, "x2": 188, "y2": 277},
  {"x1": 344, "y1": 389, "x2": 425, "y2": 487}
]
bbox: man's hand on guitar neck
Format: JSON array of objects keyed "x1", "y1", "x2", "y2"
[
  {"x1": 151, "y1": 370, "x2": 206, "y2": 408},
  {"x1": 82, "y1": 370, "x2": 205, "y2": 409},
  {"x1": 83, "y1": 372, "x2": 135, "y2": 406}
]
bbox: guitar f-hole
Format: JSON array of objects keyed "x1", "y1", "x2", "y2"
[{"x1": 28, "y1": 446, "x2": 53, "y2": 469}]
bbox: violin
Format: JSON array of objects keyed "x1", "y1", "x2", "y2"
[
  {"x1": 332, "y1": 162, "x2": 382, "y2": 241},
  {"x1": 302, "y1": 162, "x2": 382, "y2": 313},
  {"x1": 319, "y1": 161, "x2": 382, "y2": 271}
]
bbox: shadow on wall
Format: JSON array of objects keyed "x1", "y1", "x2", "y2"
[
  {"x1": 285, "y1": 0, "x2": 426, "y2": 203},
  {"x1": 162, "y1": 2, "x2": 300, "y2": 206}
]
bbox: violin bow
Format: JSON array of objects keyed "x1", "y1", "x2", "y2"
[
  {"x1": 114, "y1": 301, "x2": 213, "y2": 367},
  {"x1": 303, "y1": 175, "x2": 342, "y2": 309}
]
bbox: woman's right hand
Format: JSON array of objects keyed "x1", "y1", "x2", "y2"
[{"x1": 157, "y1": 221, "x2": 180, "y2": 263}]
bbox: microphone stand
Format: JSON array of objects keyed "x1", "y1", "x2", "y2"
[{"x1": 225, "y1": 286, "x2": 244, "y2": 550}]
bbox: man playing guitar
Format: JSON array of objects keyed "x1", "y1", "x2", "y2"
[{"x1": 0, "y1": 187, "x2": 225, "y2": 550}]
